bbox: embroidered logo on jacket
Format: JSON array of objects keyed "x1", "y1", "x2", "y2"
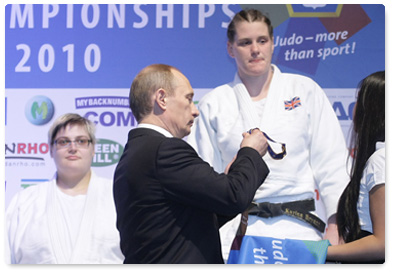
[{"x1": 284, "y1": 97, "x2": 301, "y2": 111}]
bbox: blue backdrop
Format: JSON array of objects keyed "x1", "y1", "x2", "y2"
[
  {"x1": 5, "y1": 4, "x2": 384, "y2": 89},
  {"x1": 5, "y1": 4, "x2": 385, "y2": 208}
]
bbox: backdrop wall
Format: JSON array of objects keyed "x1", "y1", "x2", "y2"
[{"x1": 5, "y1": 4, "x2": 385, "y2": 208}]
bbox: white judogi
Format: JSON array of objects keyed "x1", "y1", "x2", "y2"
[
  {"x1": 188, "y1": 65, "x2": 349, "y2": 259},
  {"x1": 5, "y1": 171, "x2": 124, "y2": 264}
]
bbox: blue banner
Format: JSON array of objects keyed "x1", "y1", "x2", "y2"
[
  {"x1": 228, "y1": 235, "x2": 330, "y2": 264},
  {"x1": 270, "y1": 4, "x2": 384, "y2": 88},
  {"x1": 5, "y1": 4, "x2": 241, "y2": 88},
  {"x1": 5, "y1": 4, "x2": 384, "y2": 89}
]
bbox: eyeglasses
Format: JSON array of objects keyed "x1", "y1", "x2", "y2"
[{"x1": 54, "y1": 137, "x2": 92, "y2": 149}]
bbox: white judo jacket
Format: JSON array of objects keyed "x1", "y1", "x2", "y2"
[
  {"x1": 5, "y1": 171, "x2": 124, "y2": 264},
  {"x1": 188, "y1": 65, "x2": 349, "y2": 222}
]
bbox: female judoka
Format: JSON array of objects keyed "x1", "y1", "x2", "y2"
[
  {"x1": 5, "y1": 113, "x2": 124, "y2": 264},
  {"x1": 188, "y1": 9, "x2": 349, "y2": 261}
]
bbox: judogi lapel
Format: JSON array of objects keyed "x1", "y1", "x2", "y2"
[
  {"x1": 47, "y1": 178, "x2": 70, "y2": 264},
  {"x1": 69, "y1": 174, "x2": 99, "y2": 263},
  {"x1": 232, "y1": 75, "x2": 259, "y2": 129},
  {"x1": 46, "y1": 173, "x2": 99, "y2": 264},
  {"x1": 232, "y1": 67, "x2": 285, "y2": 137}
]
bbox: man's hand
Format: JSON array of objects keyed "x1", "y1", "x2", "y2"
[{"x1": 240, "y1": 128, "x2": 268, "y2": 157}]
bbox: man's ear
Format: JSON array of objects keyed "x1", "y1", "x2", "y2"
[{"x1": 155, "y1": 88, "x2": 167, "y2": 110}]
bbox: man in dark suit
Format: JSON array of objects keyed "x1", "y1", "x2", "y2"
[{"x1": 113, "y1": 64, "x2": 269, "y2": 264}]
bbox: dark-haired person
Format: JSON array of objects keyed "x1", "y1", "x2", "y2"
[
  {"x1": 188, "y1": 8, "x2": 349, "y2": 260},
  {"x1": 5, "y1": 113, "x2": 124, "y2": 264},
  {"x1": 327, "y1": 71, "x2": 385, "y2": 263}
]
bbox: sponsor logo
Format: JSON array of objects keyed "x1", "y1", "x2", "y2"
[
  {"x1": 92, "y1": 138, "x2": 124, "y2": 167},
  {"x1": 333, "y1": 101, "x2": 355, "y2": 120},
  {"x1": 287, "y1": 4, "x2": 343, "y2": 17},
  {"x1": 75, "y1": 96, "x2": 137, "y2": 127},
  {"x1": 84, "y1": 111, "x2": 136, "y2": 127},
  {"x1": 20, "y1": 179, "x2": 49, "y2": 189},
  {"x1": 75, "y1": 96, "x2": 129, "y2": 109},
  {"x1": 25, "y1": 95, "x2": 55, "y2": 125},
  {"x1": 5, "y1": 142, "x2": 49, "y2": 167}
]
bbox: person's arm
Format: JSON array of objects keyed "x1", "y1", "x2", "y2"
[
  {"x1": 5, "y1": 193, "x2": 21, "y2": 264},
  {"x1": 157, "y1": 132, "x2": 268, "y2": 216},
  {"x1": 308, "y1": 83, "x2": 349, "y2": 243},
  {"x1": 323, "y1": 214, "x2": 339, "y2": 245},
  {"x1": 326, "y1": 184, "x2": 385, "y2": 262}
]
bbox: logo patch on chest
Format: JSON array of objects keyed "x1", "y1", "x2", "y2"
[{"x1": 284, "y1": 97, "x2": 301, "y2": 111}]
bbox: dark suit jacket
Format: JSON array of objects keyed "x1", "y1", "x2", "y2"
[{"x1": 113, "y1": 128, "x2": 269, "y2": 264}]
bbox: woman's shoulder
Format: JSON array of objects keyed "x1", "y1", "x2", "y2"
[
  {"x1": 198, "y1": 81, "x2": 237, "y2": 106},
  {"x1": 367, "y1": 143, "x2": 385, "y2": 168},
  {"x1": 6, "y1": 182, "x2": 52, "y2": 213},
  {"x1": 364, "y1": 142, "x2": 385, "y2": 189}
]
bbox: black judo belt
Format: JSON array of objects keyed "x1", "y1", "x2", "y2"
[{"x1": 247, "y1": 198, "x2": 326, "y2": 233}]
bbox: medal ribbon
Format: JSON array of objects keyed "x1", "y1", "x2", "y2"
[{"x1": 247, "y1": 128, "x2": 287, "y2": 160}]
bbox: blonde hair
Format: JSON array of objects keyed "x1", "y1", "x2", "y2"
[{"x1": 48, "y1": 113, "x2": 96, "y2": 148}]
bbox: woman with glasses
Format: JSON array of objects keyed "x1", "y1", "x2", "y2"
[{"x1": 5, "y1": 113, "x2": 124, "y2": 264}]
